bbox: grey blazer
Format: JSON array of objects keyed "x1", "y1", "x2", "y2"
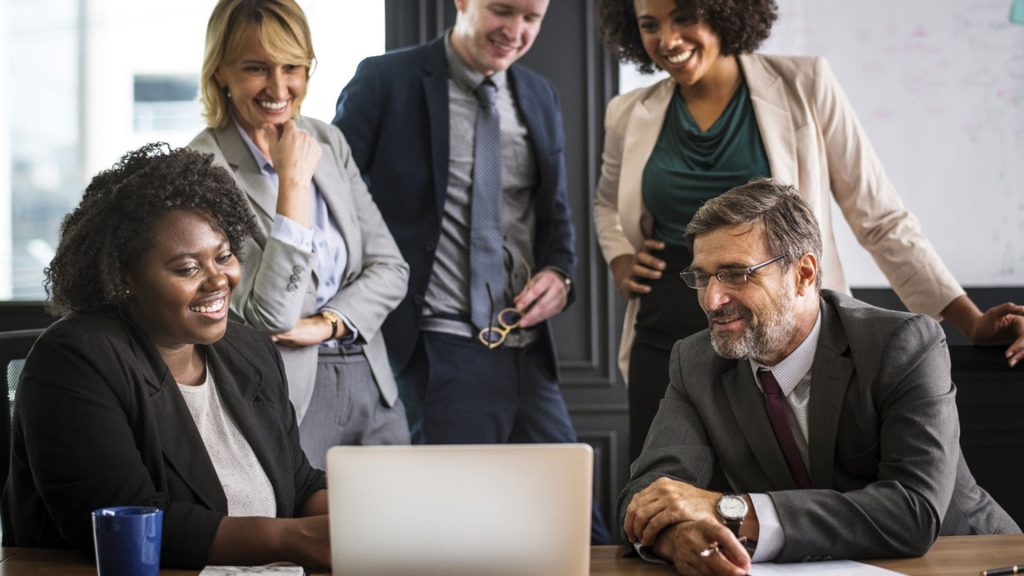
[
  {"x1": 619, "y1": 290, "x2": 1018, "y2": 561},
  {"x1": 189, "y1": 117, "x2": 409, "y2": 421}
]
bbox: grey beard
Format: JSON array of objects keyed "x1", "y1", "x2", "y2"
[{"x1": 709, "y1": 292, "x2": 796, "y2": 362}]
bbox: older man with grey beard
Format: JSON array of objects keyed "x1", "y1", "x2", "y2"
[{"x1": 618, "y1": 178, "x2": 1018, "y2": 576}]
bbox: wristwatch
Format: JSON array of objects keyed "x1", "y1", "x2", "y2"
[
  {"x1": 555, "y1": 271, "x2": 572, "y2": 297},
  {"x1": 716, "y1": 494, "x2": 748, "y2": 537},
  {"x1": 320, "y1": 309, "x2": 341, "y2": 340}
]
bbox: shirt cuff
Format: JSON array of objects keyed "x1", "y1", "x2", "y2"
[
  {"x1": 632, "y1": 542, "x2": 669, "y2": 565},
  {"x1": 339, "y1": 313, "x2": 359, "y2": 344},
  {"x1": 749, "y1": 493, "x2": 784, "y2": 562},
  {"x1": 271, "y1": 214, "x2": 313, "y2": 251}
]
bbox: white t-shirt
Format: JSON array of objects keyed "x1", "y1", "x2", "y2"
[{"x1": 178, "y1": 365, "x2": 277, "y2": 518}]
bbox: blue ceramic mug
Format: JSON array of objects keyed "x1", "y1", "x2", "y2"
[{"x1": 91, "y1": 506, "x2": 163, "y2": 576}]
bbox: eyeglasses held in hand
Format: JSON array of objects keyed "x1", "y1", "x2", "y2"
[
  {"x1": 478, "y1": 306, "x2": 524, "y2": 349},
  {"x1": 679, "y1": 255, "x2": 784, "y2": 289}
]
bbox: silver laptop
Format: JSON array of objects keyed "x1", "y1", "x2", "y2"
[{"x1": 326, "y1": 444, "x2": 593, "y2": 576}]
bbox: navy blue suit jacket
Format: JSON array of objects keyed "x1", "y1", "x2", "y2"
[{"x1": 334, "y1": 36, "x2": 576, "y2": 373}]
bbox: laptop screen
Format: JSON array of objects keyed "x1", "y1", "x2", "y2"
[{"x1": 326, "y1": 444, "x2": 593, "y2": 576}]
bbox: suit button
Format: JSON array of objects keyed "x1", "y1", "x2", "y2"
[
  {"x1": 287, "y1": 283, "x2": 299, "y2": 292},
  {"x1": 413, "y1": 294, "x2": 424, "y2": 305},
  {"x1": 293, "y1": 265, "x2": 304, "y2": 274},
  {"x1": 425, "y1": 241, "x2": 436, "y2": 252},
  {"x1": 289, "y1": 273, "x2": 301, "y2": 283}
]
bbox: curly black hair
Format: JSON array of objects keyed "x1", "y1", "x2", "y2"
[
  {"x1": 45, "y1": 142, "x2": 257, "y2": 315},
  {"x1": 597, "y1": 0, "x2": 778, "y2": 74}
]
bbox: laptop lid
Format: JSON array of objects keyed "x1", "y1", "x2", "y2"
[{"x1": 327, "y1": 444, "x2": 592, "y2": 576}]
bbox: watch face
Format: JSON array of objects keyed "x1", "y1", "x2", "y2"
[{"x1": 717, "y1": 495, "x2": 748, "y2": 520}]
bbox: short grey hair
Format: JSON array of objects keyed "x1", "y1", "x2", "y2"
[{"x1": 685, "y1": 178, "x2": 823, "y2": 288}]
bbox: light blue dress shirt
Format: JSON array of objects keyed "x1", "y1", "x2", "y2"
[{"x1": 234, "y1": 121, "x2": 357, "y2": 342}]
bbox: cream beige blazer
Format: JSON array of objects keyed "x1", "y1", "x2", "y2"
[{"x1": 594, "y1": 54, "x2": 963, "y2": 381}]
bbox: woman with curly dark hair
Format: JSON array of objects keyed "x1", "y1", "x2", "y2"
[
  {"x1": 594, "y1": 0, "x2": 1024, "y2": 464},
  {"x1": 2, "y1": 143, "x2": 331, "y2": 569}
]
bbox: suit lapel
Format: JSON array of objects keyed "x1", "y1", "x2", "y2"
[
  {"x1": 740, "y1": 54, "x2": 798, "y2": 186},
  {"x1": 301, "y1": 118, "x2": 354, "y2": 281},
  {"x1": 620, "y1": 80, "x2": 674, "y2": 241},
  {"x1": 807, "y1": 299, "x2": 854, "y2": 489},
  {"x1": 214, "y1": 124, "x2": 279, "y2": 223},
  {"x1": 423, "y1": 40, "x2": 450, "y2": 224},
  {"x1": 136, "y1": 331, "x2": 227, "y2": 512},
  {"x1": 204, "y1": 340, "x2": 290, "y2": 515},
  {"x1": 723, "y1": 361, "x2": 798, "y2": 489}
]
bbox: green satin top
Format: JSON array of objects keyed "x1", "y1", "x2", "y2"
[{"x1": 642, "y1": 80, "x2": 772, "y2": 246}]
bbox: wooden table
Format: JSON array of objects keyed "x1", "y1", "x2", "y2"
[{"x1": 1, "y1": 536, "x2": 1021, "y2": 575}]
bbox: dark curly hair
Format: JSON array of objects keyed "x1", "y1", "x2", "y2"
[
  {"x1": 597, "y1": 0, "x2": 778, "y2": 74},
  {"x1": 45, "y1": 142, "x2": 257, "y2": 315}
]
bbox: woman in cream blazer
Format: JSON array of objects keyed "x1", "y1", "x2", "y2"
[{"x1": 595, "y1": 0, "x2": 1024, "y2": 461}]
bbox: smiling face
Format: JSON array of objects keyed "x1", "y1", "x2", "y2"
[
  {"x1": 123, "y1": 209, "x2": 240, "y2": 355},
  {"x1": 633, "y1": 0, "x2": 723, "y2": 88},
  {"x1": 451, "y1": 0, "x2": 549, "y2": 76},
  {"x1": 215, "y1": 24, "x2": 308, "y2": 139},
  {"x1": 690, "y1": 223, "x2": 811, "y2": 365}
]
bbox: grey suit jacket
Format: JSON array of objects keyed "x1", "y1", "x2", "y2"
[
  {"x1": 619, "y1": 290, "x2": 1017, "y2": 561},
  {"x1": 189, "y1": 117, "x2": 409, "y2": 421}
]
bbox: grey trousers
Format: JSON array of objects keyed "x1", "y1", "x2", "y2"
[{"x1": 298, "y1": 346, "x2": 411, "y2": 470}]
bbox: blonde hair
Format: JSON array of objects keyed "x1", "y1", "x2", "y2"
[{"x1": 200, "y1": 0, "x2": 316, "y2": 129}]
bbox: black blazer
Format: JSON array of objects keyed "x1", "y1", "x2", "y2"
[
  {"x1": 334, "y1": 36, "x2": 577, "y2": 373},
  {"x1": 1, "y1": 312, "x2": 325, "y2": 568}
]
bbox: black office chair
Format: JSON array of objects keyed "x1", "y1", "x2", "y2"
[
  {"x1": 951, "y1": 345, "x2": 1024, "y2": 527},
  {"x1": 0, "y1": 328, "x2": 44, "y2": 491}
]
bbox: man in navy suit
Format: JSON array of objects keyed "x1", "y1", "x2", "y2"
[{"x1": 334, "y1": 0, "x2": 579, "y2": 450}]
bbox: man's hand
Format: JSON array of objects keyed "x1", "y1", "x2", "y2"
[
  {"x1": 514, "y1": 269, "x2": 569, "y2": 328},
  {"x1": 653, "y1": 520, "x2": 751, "y2": 576},
  {"x1": 625, "y1": 477, "x2": 721, "y2": 546}
]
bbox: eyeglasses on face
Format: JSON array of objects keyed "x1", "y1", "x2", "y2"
[{"x1": 679, "y1": 255, "x2": 785, "y2": 289}]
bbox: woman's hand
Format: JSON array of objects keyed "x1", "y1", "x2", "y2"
[
  {"x1": 280, "y1": 515, "x2": 331, "y2": 569},
  {"x1": 209, "y1": 515, "x2": 331, "y2": 569},
  {"x1": 257, "y1": 120, "x2": 322, "y2": 226},
  {"x1": 610, "y1": 239, "x2": 667, "y2": 300},
  {"x1": 942, "y1": 295, "x2": 1024, "y2": 367},
  {"x1": 272, "y1": 314, "x2": 345, "y2": 347}
]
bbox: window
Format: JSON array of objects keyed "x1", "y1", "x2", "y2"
[{"x1": 1, "y1": 0, "x2": 384, "y2": 299}]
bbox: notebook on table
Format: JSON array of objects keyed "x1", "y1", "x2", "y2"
[{"x1": 326, "y1": 443, "x2": 593, "y2": 576}]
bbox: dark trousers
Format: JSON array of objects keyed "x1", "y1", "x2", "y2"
[
  {"x1": 628, "y1": 244, "x2": 707, "y2": 463},
  {"x1": 397, "y1": 331, "x2": 575, "y2": 444},
  {"x1": 396, "y1": 330, "x2": 611, "y2": 543}
]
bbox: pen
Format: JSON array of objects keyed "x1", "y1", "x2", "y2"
[
  {"x1": 700, "y1": 543, "x2": 720, "y2": 558},
  {"x1": 699, "y1": 536, "x2": 750, "y2": 559},
  {"x1": 982, "y1": 564, "x2": 1022, "y2": 576}
]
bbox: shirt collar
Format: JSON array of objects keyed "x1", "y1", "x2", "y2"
[
  {"x1": 443, "y1": 29, "x2": 508, "y2": 93},
  {"x1": 233, "y1": 118, "x2": 274, "y2": 176},
  {"x1": 749, "y1": 302, "x2": 823, "y2": 395}
]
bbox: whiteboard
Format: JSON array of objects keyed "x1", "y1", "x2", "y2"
[{"x1": 760, "y1": 0, "x2": 1024, "y2": 287}]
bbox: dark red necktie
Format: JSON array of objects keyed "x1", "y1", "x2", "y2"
[{"x1": 757, "y1": 369, "x2": 812, "y2": 489}]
